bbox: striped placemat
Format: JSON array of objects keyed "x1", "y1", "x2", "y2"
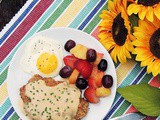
[{"x1": 0, "y1": 0, "x2": 159, "y2": 120}]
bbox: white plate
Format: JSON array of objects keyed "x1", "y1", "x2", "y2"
[{"x1": 7, "y1": 27, "x2": 117, "y2": 120}]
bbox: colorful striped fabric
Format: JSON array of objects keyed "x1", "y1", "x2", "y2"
[{"x1": 0, "y1": 0, "x2": 159, "y2": 120}]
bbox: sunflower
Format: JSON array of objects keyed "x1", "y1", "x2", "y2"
[
  {"x1": 98, "y1": 0, "x2": 135, "y2": 64},
  {"x1": 133, "y1": 17, "x2": 160, "y2": 76},
  {"x1": 127, "y1": 0, "x2": 160, "y2": 22}
]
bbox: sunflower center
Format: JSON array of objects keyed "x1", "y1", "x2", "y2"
[
  {"x1": 150, "y1": 28, "x2": 160, "y2": 58},
  {"x1": 138, "y1": 0, "x2": 160, "y2": 6},
  {"x1": 112, "y1": 13, "x2": 128, "y2": 46}
]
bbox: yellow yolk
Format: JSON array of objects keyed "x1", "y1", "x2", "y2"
[{"x1": 37, "y1": 53, "x2": 58, "y2": 74}]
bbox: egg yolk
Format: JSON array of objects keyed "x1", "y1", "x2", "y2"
[{"x1": 37, "y1": 53, "x2": 58, "y2": 74}]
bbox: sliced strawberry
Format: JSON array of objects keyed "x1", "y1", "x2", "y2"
[
  {"x1": 90, "y1": 67, "x2": 104, "y2": 87},
  {"x1": 84, "y1": 87, "x2": 99, "y2": 103},
  {"x1": 94, "y1": 53, "x2": 104, "y2": 65},
  {"x1": 88, "y1": 78, "x2": 98, "y2": 89},
  {"x1": 95, "y1": 71, "x2": 104, "y2": 87},
  {"x1": 74, "y1": 60, "x2": 93, "y2": 79},
  {"x1": 63, "y1": 55, "x2": 78, "y2": 69},
  {"x1": 69, "y1": 69, "x2": 80, "y2": 84}
]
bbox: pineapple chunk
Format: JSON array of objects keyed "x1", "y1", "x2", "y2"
[
  {"x1": 96, "y1": 87, "x2": 111, "y2": 97},
  {"x1": 70, "y1": 44, "x2": 87, "y2": 60},
  {"x1": 69, "y1": 69, "x2": 80, "y2": 84}
]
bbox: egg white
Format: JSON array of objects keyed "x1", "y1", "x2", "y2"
[{"x1": 20, "y1": 36, "x2": 63, "y2": 78}]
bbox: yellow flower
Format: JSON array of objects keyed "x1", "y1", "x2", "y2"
[
  {"x1": 127, "y1": 0, "x2": 160, "y2": 22},
  {"x1": 133, "y1": 17, "x2": 160, "y2": 76},
  {"x1": 99, "y1": 0, "x2": 135, "y2": 64}
]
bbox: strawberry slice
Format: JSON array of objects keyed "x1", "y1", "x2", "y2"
[
  {"x1": 63, "y1": 55, "x2": 78, "y2": 69},
  {"x1": 90, "y1": 67, "x2": 104, "y2": 87},
  {"x1": 84, "y1": 87, "x2": 99, "y2": 103},
  {"x1": 88, "y1": 78, "x2": 98, "y2": 89},
  {"x1": 74, "y1": 60, "x2": 93, "y2": 79}
]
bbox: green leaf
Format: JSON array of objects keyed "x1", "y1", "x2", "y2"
[{"x1": 117, "y1": 84, "x2": 160, "y2": 116}]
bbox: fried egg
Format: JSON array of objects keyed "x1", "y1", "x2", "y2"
[{"x1": 20, "y1": 35, "x2": 63, "y2": 77}]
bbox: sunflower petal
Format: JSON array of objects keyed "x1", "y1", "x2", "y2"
[
  {"x1": 99, "y1": 37, "x2": 115, "y2": 50},
  {"x1": 146, "y1": 7, "x2": 154, "y2": 22},
  {"x1": 127, "y1": 4, "x2": 141, "y2": 15},
  {"x1": 134, "y1": 47, "x2": 149, "y2": 55},
  {"x1": 138, "y1": 20, "x2": 155, "y2": 32},
  {"x1": 136, "y1": 52, "x2": 153, "y2": 61},
  {"x1": 122, "y1": 0, "x2": 127, "y2": 9},
  {"x1": 140, "y1": 56, "x2": 154, "y2": 67},
  {"x1": 125, "y1": 49, "x2": 131, "y2": 59},
  {"x1": 133, "y1": 31, "x2": 149, "y2": 40},
  {"x1": 152, "y1": 60, "x2": 160, "y2": 76},
  {"x1": 118, "y1": 47, "x2": 126, "y2": 63},
  {"x1": 100, "y1": 12, "x2": 114, "y2": 20},
  {"x1": 147, "y1": 62, "x2": 153, "y2": 74},
  {"x1": 110, "y1": 47, "x2": 118, "y2": 63},
  {"x1": 138, "y1": 6, "x2": 147, "y2": 20},
  {"x1": 155, "y1": 3, "x2": 160, "y2": 13},
  {"x1": 132, "y1": 40, "x2": 147, "y2": 47},
  {"x1": 152, "y1": 17, "x2": 160, "y2": 28},
  {"x1": 99, "y1": 20, "x2": 112, "y2": 28},
  {"x1": 158, "y1": 62, "x2": 160, "y2": 74},
  {"x1": 99, "y1": 27, "x2": 109, "y2": 32},
  {"x1": 108, "y1": 0, "x2": 117, "y2": 14},
  {"x1": 154, "y1": 7, "x2": 160, "y2": 20}
]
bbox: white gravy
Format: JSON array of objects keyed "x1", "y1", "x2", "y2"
[{"x1": 22, "y1": 80, "x2": 81, "y2": 120}]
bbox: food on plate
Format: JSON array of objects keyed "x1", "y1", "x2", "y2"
[
  {"x1": 20, "y1": 36, "x2": 63, "y2": 78},
  {"x1": 98, "y1": 59, "x2": 108, "y2": 71},
  {"x1": 86, "y1": 49, "x2": 97, "y2": 62},
  {"x1": 102, "y1": 75, "x2": 113, "y2": 88},
  {"x1": 84, "y1": 88, "x2": 99, "y2": 104},
  {"x1": 76, "y1": 78, "x2": 88, "y2": 90},
  {"x1": 63, "y1": 55, "x2": 78, "y2": 69},
  {"x1": 64, "y1": 40, "x2": 76, "y2": 52},
  {"x1": 89, "y1": 67, "x2": 104, "y2": 87},
  {"x1": 74, "y1": 60, "x2": 93, "y2": 79},
  {"x1": 88, "y1": 78, "x2": 98, "y2": 89},
  {"x1": 19, "y1": 37, "x2": 114, "y2": 120},
  {"x1": 69, "y1": 69, "x2": 80, "y2": 84},
  {"x1": 20, "y1": 75, "x2": 89, "y2": 120},
  {"x1": 62, "y1": 41, "x2": 113, "y2": 104},
  {"x1": 93, "y1": 53, "x2": 104, "y2": 65},
  {"x1": 70, "y1": 44, "x2": 88, "y2": 60},
  {"x1": 59, "y1": 66, "x2": 73, "y2": 78},
  {"x1": 96, "y1": 87, "x2": 111, "y2": 97}
]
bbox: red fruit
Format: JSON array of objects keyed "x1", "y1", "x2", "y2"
[
  {"x1": 74, "y1": 60, "x2": 93, "y2": 79},
  {"x1": 84, "y1": 88, "x2": 99, "y2": 103},
  {"x1": 94, "y1": 53, "x2": 104, "y2": 65},
  {"x1": 88, "y1": 78, "x2": 98, "y2": 89},
  {"x1": 63, "y1": 55, "x2": 78, "y2": 69},
  {"x1": 90, "y1": 67, "x2": 104, "y2": 87}
]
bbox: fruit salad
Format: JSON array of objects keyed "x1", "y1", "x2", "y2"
[{"x1": 59, "y1": 40, "x2": 114, "y2": 104}]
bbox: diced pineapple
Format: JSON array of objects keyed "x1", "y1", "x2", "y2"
[
  {"x1": 96, "y1": 87, "x2": 111, "y2": 97},
  {"x1": 70, "y1": 44, "x2": 87, "y2": 60},
  {"x1": 69, "y1": 69, "x2": 80, "y2": 84}
]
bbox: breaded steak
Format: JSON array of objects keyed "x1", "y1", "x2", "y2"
[{"x1": 20, "y1": 74, "x2": 89, "y2": 120}]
